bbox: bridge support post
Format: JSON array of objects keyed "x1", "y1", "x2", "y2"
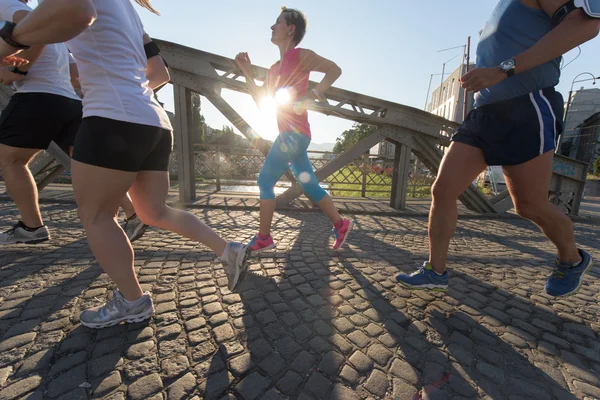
[
  {"x1": 173, "y1": 84, "x2": 196, "y2": 203},
  {"x1": 390, "y1": 142, "x2": 411, "y2": 210}
]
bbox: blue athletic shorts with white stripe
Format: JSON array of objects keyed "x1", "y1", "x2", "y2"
[{"x1": 452, "y1": 87, "x2": 563, "y2": 166}]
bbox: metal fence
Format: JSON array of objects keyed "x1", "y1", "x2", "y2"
[{"x1": 1, "y1": 144, "x2": 435, "y2": 198}]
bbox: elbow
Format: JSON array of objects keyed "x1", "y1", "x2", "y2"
[
  {"x1": 73, "y1": 1, "x2": 97, "y2": 29},
  {"x1": 586, "y1": 19, "x2": 600, "y2": 41},
  {"x1": 159, "y1": 68, "x2": 170, "y2": 87}
]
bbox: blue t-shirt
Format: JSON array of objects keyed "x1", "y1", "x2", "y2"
[{"x1": 474, "y1": 0, "x2": 561, "y2": 107}]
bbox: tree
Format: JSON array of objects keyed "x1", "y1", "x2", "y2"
[
  {"x1": 191, "y1": 92, "x2": 205, "y2": 144},
  {"x1": 594, "y1": 155, "x2": 600, "y2": 176},
  {"x1": 333, "y1": 123, "x2": 378, "y2": 153}
]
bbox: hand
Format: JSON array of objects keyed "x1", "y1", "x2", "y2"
[
  {"x1": 234, "y1": 52, "x2": 252, "y2": 75},
  {"x1": 0, "y1": 68, "x2": 25, "y2": 86},
  {"x1": 0, "y1": 40, "x2": 28, "y2": 67},
  {"x1": 460, "y1": 67, "x2": 506, "y2": 93}
]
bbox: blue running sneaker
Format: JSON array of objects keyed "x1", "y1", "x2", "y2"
[
  {"x1": 545, "y1": 249, "x2": 593, "y2": 297},
  {"x1": 396, "y1": 262, "x2": 448, "y2": 292}
]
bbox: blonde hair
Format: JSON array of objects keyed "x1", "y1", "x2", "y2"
[{"x1": 134, "y1": 0, "x2": 160, "y2": 15}]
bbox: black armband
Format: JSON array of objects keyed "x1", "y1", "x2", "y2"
[{"x1": 144, "y1": 41, "x2": 161, "y2": 59}]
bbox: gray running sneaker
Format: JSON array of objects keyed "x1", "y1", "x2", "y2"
[
  {"x1": 0, "y1": 221, "x2": 50, "y2": 245},
  {"x1": 123, "y1": 215, "x2": 147, "y2": 243},
  {"x1": 80, "y1": 290, "x2": 154, "y2": 329},
  {"x1": 219, "y1": 242, "x2": 251, "y2": 291}
]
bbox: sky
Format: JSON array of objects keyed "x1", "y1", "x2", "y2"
[{"x1": 40, "y1": 1, "x2": 600, "y2": 144}]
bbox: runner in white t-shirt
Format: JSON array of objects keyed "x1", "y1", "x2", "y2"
[
  {"x1": 0, "y1": 0, "x2": 83, "y2": 245},
  {"x1": 0, "y1": 0, "x2": 251, "y2": 329}
]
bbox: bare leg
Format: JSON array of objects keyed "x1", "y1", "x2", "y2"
[
  {"x1": 258, "y1": 199, "x2": 276, "y2": 236},
  {"x1": 503, "y1": 151, "x2": 580, "y2": 263},
  {"x1": 71, "y1": 160, "x2": 141, "y2": 301},
  {"x1": 120, "y1": 193, "x2": 136, "y2": 219},
  {"x1": 0, "y1": 144, "x2": 43, "y2": 227},
  {"x1": 429, "y1": 142, "x2": 487, "y2": 272},
  {"x1": 129, "y1": 171, "x2": 227, "y2": 256}
]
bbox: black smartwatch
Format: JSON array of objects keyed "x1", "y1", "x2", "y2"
[
  {"x1": 499, "y1": 58, "x2": 516, "y2": 78},
  {"x1": 0, "y1": 21, "x2": 30, "y2": 50},
  {"x1": 9, "y1": 66, "x2": 27, "y2": 76}
]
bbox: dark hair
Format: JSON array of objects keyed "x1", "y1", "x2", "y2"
[{"x1": 280, "y1": 6, "x2": 307, "y2": 44}]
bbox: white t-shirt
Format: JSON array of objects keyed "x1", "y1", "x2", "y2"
[
  {"x1": 0, "y1": 0, "x2": 79, "y2": 100},
  {"x1": 66, "y1": 0, "x2": 172, "y2": 131}
]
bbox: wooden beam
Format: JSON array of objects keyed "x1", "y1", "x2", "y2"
[
  {"x1": 173, "y1": 84, "x2": 196, "y2": 202},
  {"x1": 390, "y1": 143, "x2": 411, "y2": 210}
]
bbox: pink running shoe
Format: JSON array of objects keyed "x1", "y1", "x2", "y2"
[
  {"x1": 248, "y1": 233, "x2": 275, "y2": 253},
  {"x1": 332, "y1": 219, "x2": 354, "y2": 250}
]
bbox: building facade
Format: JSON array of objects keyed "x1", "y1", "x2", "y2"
[{"x1": 427, "y1": 63, "x2": 476, "y2": 124}]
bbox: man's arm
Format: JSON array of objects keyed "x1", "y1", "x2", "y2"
[
  {"x1": 513, "y1": 0, "x2": 600, "y2": 74},
  {"x1": 461, "y1": 0, "x2": 600, "y2": 92}
]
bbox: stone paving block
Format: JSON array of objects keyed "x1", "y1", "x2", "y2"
[
  {"x1": 276, "y1": 370, "x2": 304, "y2": 396},
  {"x1": 259, "y1": 353, "x2": 286, "y2": 376},
  {"x1": 234, "y1": 371, "x2": 271, "y2": 400},
  {"x1": 349, "y1": 350, "x2": 374, "y2": 374},
  {"x1": 304, "y1": 371, "x2": 332, "y2": 398},
  {"x1": 167, "y1": 372, "x2": 196, "y2": 400},
  {"x1": 128, "y1": 373, "x2": 163, "y2": 400},
  {"x1": 318, "y1": 350, "x2": 345, "y2": 376},
  {"x1": 0, "y1": 333, "x2": 36, "y2": 353},
  {"x1": 363, "y1": 369, "x2": 388, "y2": 398},
  {"x1": 0, "y1": 376, "x2": 41, "y2": 400},
  {"x1": 161, "y1": 355, "x2": 190, "y2": 380},
  {"x1": 289, "y1": 350, "x2": 316, "y2": 374},
  {"x1": 47, "y1": 366, "x2": 87, "y2": 398}
]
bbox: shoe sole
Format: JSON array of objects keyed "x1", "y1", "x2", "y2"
[
  {"x1": 250, "y1": 243, "x2": 275, "y2": 254},
  {"x1": 333, "y1": 220, "x2": 354, "y2": 251},
  {"x1": 80, "y1": 307, "x2": 155, "y2": 329},
  {"x1": 1, "y1": 237, "x2": 50, "y2": 245},
  {"x1": 229, "y1": 246, "x2": 252, "y2": 292},
  {"x1": 129, "y1": 224, "x2": 148, "y2": 243},
  {"x1": 550, "y1": 255, "x2": 593, "y2": 297},
  {"x1": 397, "y1": 280, "x2": 448, "y2": 292}
]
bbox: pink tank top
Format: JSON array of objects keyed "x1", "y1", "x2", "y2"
[{"x1": 267, "y1": 48, "x2": 311, "y2": 138}]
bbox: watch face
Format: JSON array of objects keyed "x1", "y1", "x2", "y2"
[{"x1": 501, "y1": 59, "x2": 515, "y2": 71}]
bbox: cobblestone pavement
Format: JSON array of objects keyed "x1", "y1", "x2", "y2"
[{"x1": 0, "y1": 201, "x2": 599, "y2": 400}]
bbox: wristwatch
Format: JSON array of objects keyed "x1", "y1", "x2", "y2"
[
  {"x1": 499, "y1": 58, "x2": 516, "y2": 78},
  {"x1": 311, "y1": 88, "x2": 321, "y2": 99},
  {"x1": 8, "y1": 66, "x2": 27, "y2": 76},
  {"x1": 0, "y1": 21, "x2": 30, "y2": 50}
]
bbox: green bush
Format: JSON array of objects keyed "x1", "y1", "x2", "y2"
[{"x1": 594, "y1": 156, "x2": 600, "y2": 176}]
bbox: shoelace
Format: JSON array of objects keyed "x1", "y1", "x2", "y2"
[
  {"x1": 2, "y1": 223, "x2": 19, "y2": 237},
  {"x1": 551, "y1": 267, "x2": 570, "y2": 280},
  {"x1": 410, "y1": 267, "x2": 427, "y2": 277}
]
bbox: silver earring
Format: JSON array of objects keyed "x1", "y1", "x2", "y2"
[{"x1": 288, "y1": 32, "x2": 292, "y2": 36}]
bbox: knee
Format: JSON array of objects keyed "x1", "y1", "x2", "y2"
[
  {"x1": 514, "y1": 200, "x2": 541, "y2": 221},
  {"x1": 134, "y1": 205, "x2": 168, "y2": 227},
  {"x1": 0, "y1": 148, "x2": 31, "y2": 168},
  {"x1": 257, "y1": 172, "x2": 276, "y2": 200},
  {"x1": 299, "y1": 180, "x2": 326, "y2": 202},
  {"x1": 431, "y1": 178, "x2": 460, "y2": 202},
  {"x1": 76, "y1": 204, "x2": 115, "y2": 228}
]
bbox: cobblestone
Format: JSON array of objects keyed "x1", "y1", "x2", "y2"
[{"x1": 0, "y1": 203, "x2": 598, "y2": 400}]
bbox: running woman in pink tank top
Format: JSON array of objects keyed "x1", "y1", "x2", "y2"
[{"x1": 235, "y1": 6, "x2": 353, "y2": 253}]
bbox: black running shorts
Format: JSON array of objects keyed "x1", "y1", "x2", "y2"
[
  {"x1": 0, "y1": 92, "x2": 82, "y2": 150},
  {"x1": 72, "y1": 116, "x2": 173, "y2": 172}
]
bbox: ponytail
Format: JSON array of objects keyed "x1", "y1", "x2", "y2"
[{"x1": 134, "y1": 0, "x2": 160, "y2": 15}]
